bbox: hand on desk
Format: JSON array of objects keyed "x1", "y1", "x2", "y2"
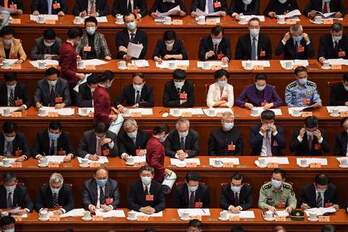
[
  {"x1": 140, "y1": 206, "x2": 155, "y2": 215},
  {"x1": 55, "y1": 103, "x2": 65, "y2": 109},
  {"x1": 245, "y1": 103, "x2": 254, "y2": 110},
  {"x1": 101, "y1": 138, "x2": 112, "y2": 146},
  {"x1": 57, "y1": 11, "x2": 65, "y2": 17},
  {"x1": 176, "y1": 150, "x2": 187, "y2": 161},
  {"x1": 64, "y1": 154, "x2": 73, "y2": 162},
  {"x1": 101, "y1": 204, "x2": 112, "y2": 212},
  {"x1": 88, "y1": 154, "x2": 99, "y2": 161},
  {"x1": 301, "y1": 203, "x2": 310, "y2": 210},
  {"x1": 16, "y1": 155, "x2": 27, "y2": 162},
  {"x1": 307, "y1": 10, "x2": 317, "y2": 19},
  {"x1": 88, "y1": 204, "x2": 96, "y2": 213},
  {"x1": 268, "y1": 12, "x2": 277, "y2": 18},
  {"x1": 228, "y1": 206, "x2": 241, "y2": 214}
]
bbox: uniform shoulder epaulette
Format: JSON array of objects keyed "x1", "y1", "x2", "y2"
[
  {"x1": 286, "y1": 81, "x2": 297, "y2": 89},
  {"x1": 307, "y1": 81, "x2": 317, "y2": 87},
  {"x1": 283, "y1": 182, "x2": 293, "y2": 190},
  {"x1": 262, "y1": 182, "x2": 272, "y2": 190}
]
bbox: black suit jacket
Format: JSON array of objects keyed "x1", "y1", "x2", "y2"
[
  {"x1": 76, "y1": 82, "x2": 93, "y2": 107},
  {"x1": 0, "y1": 82, "x2": 30, "y2": 107},
  {"x1": 199, "y1": 36, "x2": 231, "y2": 61},
  {"x1": 290, "y1": 129, "x2": 330, "y2": 156},
  {"x1": 117, "y1": 129, "x2": 149, "y2": 156},
  {"x1": 31, "y1": 0, "x2": 67, "y2": 14},
  {"x1": 82, "y1": 178, "x2": 120, "y2": 209},
  {"x1": 165, "y1": 129, "x2": 199, "y2": 158},
  {"x1": 34, "y1": 78, "x2": 71, "y2": 107},
  {"x1": 229, "y1": 0, "x2": 259, "y2": 15},
  {"x1": 0, "y1": 133, "x2": 29, "y2": 157},
  {"x1": 235, "y1": 33, "x2": 272, "y2": 60},
  {"x1": 32, "y1": 130, "x2": 74, "y2": 157},
  {"x1": 0, "y1": 0, "x2": 24, "y2": 10},
  {"x1": 300, "y1": 183, "x2": 338, "y2": 208},
  {"x1": 220, "y1": 184, "x2": 253, "y2": 210},
  {"x1": 208, "y1": 127, "x2": 243, "y2": 156},
  {"x1": 112, "y1": 0, "x2": 147, "y2": 16},
  {"x1": 335, "y1": 131, "x2": 348, "y2": 156},
  {"x1": 78, "y1": 129, "x2": 118, "y2": 157},
  {"x1": 174, "y1": 183, "x2": 210, "y2": 208},
  {"x1": 319, "y1": 34, "x2": 348, "y2": 59},
  {"x1": 329, "y1": 82, "x2": 348, "y2": 106},
  {"x1": 115, "y1": 29, "x2": 148, "y2": 59},
  {"x1": 163, "y1": 80, "x2": 195, "y2": 107},
  {"x1": 264, "y1": 0, "x2": 299, "y2": 15},
  {"x1": 73, "y1": 0, "x2": 109, "y2": 16},
  {"x1": 276, "y1": 37, "x2": 315, "y2": 59},
  {"x1": 0, "y1": 184, "x2": 33, "y2": 211},
  {"x1": 191, "y1": 0, "x2": 227, "y2": 12},
  {"x1": 304, "y1": 0, "x2": 345, "y2": 16},
  {"x1": 249, "y1": 124, "x2": 286, "y2": 156},
  {"x1": 35, "y1": 183, "x2": 74, "y2": 212},
  {"x1": 153, "y1": 39, "x2": 188, "y2": 60},
  {"x1": 128, "y1": 180, "x2": 165, "y2": 212},
  {"x1": 151, "y1": 0, "x2": 186, "y2": 13},
  {"x1": 114, "y1": 84, "x2": 154, "y2": 107}
]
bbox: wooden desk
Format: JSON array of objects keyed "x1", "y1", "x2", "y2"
[
  {"x1": 2, "y1": 156, "x2": 348, "y2": 210},
  {"x1": 0, "y1": 60, "x2": 346, "y2": 106},
  {"x1": 9, "y1": 14, "x2": 348, "y2": 60},
  {"x1": 13, "y1": 209, "x2": 348, "y2": 232}
]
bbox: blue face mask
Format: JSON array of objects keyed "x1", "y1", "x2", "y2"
[
  {"x1": 96, "y1": 179, "x2": 107, "y2": 187},
  {"x1": 48, "y1": 132, "x2": 60, "y2": 141},
  {"x1": 293, "y1": 35, "x2": 303, "y2": 43}
]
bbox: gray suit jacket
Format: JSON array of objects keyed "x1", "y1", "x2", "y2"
[
  {"x1": 76, "y1": 32, "x2": 111, "y2": 59},
  {"x1": 34, "y1": 78, "x2": 71, "y2": 106},
  {"x1": 30, "y1": 36, "x2": 62, "y2": 60}
]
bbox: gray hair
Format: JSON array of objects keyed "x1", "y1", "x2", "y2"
[
  {"x1": 176, "y1": 118, "x2": 190, "y2": 128},
  {"x1": 49, "y1": 173, "x2": 64, "y2": 185},
  {"x1": 123, "y1": 119, "x2": 138, "y2": 130}
]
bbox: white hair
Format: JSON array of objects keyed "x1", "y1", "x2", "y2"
[
  {"x1": 176, "y1": 118, "x2": 190, "y2": 128},
  {"x1": 123, "y1": 119, "x2": 138, "y2": 129},
  {"x1": 49, "y1": 173, "x2": 64, "y2": 185}
]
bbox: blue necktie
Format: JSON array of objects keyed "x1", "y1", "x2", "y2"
[
  {"x1": 207, "y1": 0, "x2": 214, "y2": 13},
  {"x1": 47, "y1": 0, "x2": 53, "y2": 14}
]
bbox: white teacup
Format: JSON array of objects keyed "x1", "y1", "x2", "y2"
[
  {"x1": 323, "y1": 60, "x2": 330, "y2": 69},
  {"x1": 292, "y1": 109, "x2": 301, "y2": 117},
  {"x1": 314, "y1": 16, "x2": 322, "y2": 24},
  {"x1": 164, "y1": 16, "x2": 171, "y2": 24},
  {"x1": 181, "y1": 211, "x2": 190, "y2": 219},
  {"x1": 220, "y1": 211, "x2": 229, "y2": 220},
  {"x1": 172, "y1": 109, "x2": 180, "y2": 116},
  {"x1": 115, "y1": 14, "x2": 124, "y2": 24},
  {"x1": 251, "y1": 108, "x2": 259, "y2": 116},
  {"x1": 118, "y1": 61, "x2": 127, "y2": 69},
  {"x1": 309, "y1": 212, "x2": 317, "y2": 220},
  {"x1": 126, "y1": 156, "x2": 135, "y2": 165},
  {"x1": 80, "y1": 158, "x2": 89, "y2": 164},
  {"x1": 80, "y1": 108, "x2": 88, "y2": 115},
  {"x1": 331, "y1": 108, "x2": 339, "y2": 116},
  {"x1": 38, "y1": 108, "x2": 48, "y2": 116},
  {"x1": 127, "y1": 211, "x2": 137, "y2": 220},
  {"x1": 77, "y1": 61, "x2": 84, "y2": 69},
  {"x1": 265, "y1": 210, "x2": 274, "y2": 219},
  {"x1": 2, "y1": 159, "x2": 11, "y2": 167},
  {"x1": 207, "y1": 108, "x2": 215, "y2": 116},
  {"x1": 341, "y1": 159, "x2": 348, "y2": 166},
  {"x1": 38, "y1": 15, "x2": 45, "y2": 24},
  {"x1": 300, "y1": 159, "x2": 308, "y2": 167},
  {"x1": 39, "y1": 210, "x2": 49, "y2": 219},
  {"x1": 75, "y1": 16, "x2": 83, "y2": 24},
  {"x1": 2, "y1": 60, "x2": 11, "y2": 68},
  {"x1": 3, "y1": 108, "x2": 11, "y2": 117},
  {"x1": 83, "y1": 211, "x2": 92, "y2": 219},
  {"x1": 285, "y1": 61, "x2": 293, "y2": 69},
  {"x1": 197, "y1": 15, "x2": 205, "y2": 24},
  {"x1": 202, "y1": 62, "x2": 210, "y2": 69},
  {"x1": 168, "y1": 62, "x2": 175, "y2": 69},
  {"x1": 214, "y1": 160, "x2": 223, "y2": 167},
  {"x1": 245, "y1": 60, "x2": 253, "y2": 70},
  {"x1": 38, "y1": 61, "x2": 46, "y2": 69},
  {"x1": 259, "y1": 159, "x2": 267, "y2": 167},
  {"x1": 277, "y1": 15, "x2": 286, "y2": 24}
]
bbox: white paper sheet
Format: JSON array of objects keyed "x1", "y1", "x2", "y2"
[
  {"x1": 73, "y1": 73, "x2": 90, "y2": 93},
  {"x1": 318, "y1": 12, "x2": 337, "y2": 18},
  {"x1": 239, "y1": 15, "x2": 265, "y2": 22},
  {"x1": 305, "y1": 207, "x2": 336, "y2": 216},
  {"x1": 169, "y1": 108, "x2": 204, "y2": 116},
  {"x1": 156, "y1": 5, "x2": 181, "y2": 17},
  {"x1": 131, "y1": 60, "x2": 149, "y2": 67},
  {"x1": 96, "y1": 16, "x2": 108, "y2": 23},
  {"x1": 127, "y1": 42, "x2": 144, "y2": 58},
  {"x1": 39, "y1": 107, "x2": 75, "y2": 116},
  {"x1": 203, "y1": 108, "x2": 233, "y2": 117},
  {"x1": 258, "y1": 157, "x2": 289, "y2": 164},
  {"x1": 61, "y1": 208, "x2": 86, "y2": 218},
  {"x1": 78, "y1": 157, "x2": 109, "y2": 164},
  {"x1": 279, "y1": 9, "x2": 301, "y2": 18},
  {"x1": 280, "y1": 60, "x2": 309, "y2": 69},
  {"x1": 30, "y1": 14, "x2": 58, "y2": 21},
  {"x1": 275, "y1": 210, "x2": 289, "y2": 217},
  {"x1": 128, "y1": 155, "x2": 146, "y2": 163},
  {"x1": 221, "y1": 210, "x2": 256, "y2": 219},
  {"x1": 80, "y1": 59, "x2": 107, "y2": 67},
  {"x1": 130, "y1": 210, "x2": 163, "y2": 217},
  {"x1": 197, "y1": 61, "x2": 228, "y2": 69},
  {"x1": 124, "y1": 108, "x2": 153, "y2": 116},
  {"x1": 242, "y1": 61, "x2": 270, "y2": 68},
  {"x1": 250, "y1": 107, "x2": 282, "y2": 117},
  {"x1": 195, "y1": 9, "x2": 221, "y2": 17},
  {"x1": 209, "y1": 158, "x2": 240, "y2": 166},
  {"x1": 326, "y1": 59, "x2": 348, "y2": 66},
  {"x1": 0, "y1": 158, "x2": 17, "y2": 166},
  {"x1": 177, "y1": 209, "x2": 210, "y2": 217},
  {"x1": 0, "y1": 107, "x2": 21, "y2": 116},
  {"x1": 1, "y1": 59, "x2": 18, "y2": 67},
  {"x1": 337, "y1": 157, "x2": 348, "y2": 164},
  {"x1": 78, "y1": 107, "x2": 94, "y2": 116},
  {"x1": 296, "y1": 158, "x2": 328, "y2": 166},
  {"x1": 29, "y1": 60, "x2": 59, "y2": 69},
  {"x1": 327, "y1": 106, "x2": 348, "y2": 113},
  {"x1": 170, "y1": 158, "x2": 200, "y2": 166},
  {"x1": 45, "y1": 156, "x2": 66, "y2": 163},
  {"x1": 95, "y1": 209, "x2": 125, "y2": 218},
  {"x1": 156, "y1": 60, "x2": 190, "y2": 69}
]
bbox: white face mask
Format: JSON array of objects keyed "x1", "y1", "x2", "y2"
[
  {"x1": 86, "y1": 27, "x2": 96, "y2": 35},
  {"x1": 278, "y1": 0, "x2": 287, "y2": 4},
  {"x1": 298, "y1": 78, "x2": 307, "y2": 86},
  {"x1": 165, "y1": 40, "x2": 175, "y2": 51},
  {"x1": 188, "y1": 185, "x2": 198, "y2": 192},
  {"x1": 141, "y1": 176, "x2": 152, "y2": 186},
  {"x1": 127, "y1": 131, "x2": 137, "y2": 139},
  {"x1": 3, "y1": 39, "x2": 12, "y2": 46},
  {"x1": 231, "y1": 185, "x2": 242, "y2": 193},
  {"x1": 333, "y1": 36, "x2": 342, "y2": 42},
  {"x1": 44, "y1": 40, "x2": 55, "y2": 47},
  {"x1": 174, "y1": 81, "x2": 185, "y2": 89},
  {"x1": 4, "y1": 136, "x2": 15, "y2": 142},
  {"x1": 133, "y1": 84, "x2": 144, "y2": 91},
  {"x1": 242, "y1": 0, "x2": 252, "y2": 5},
  {"x1": 255, "y1": 84, "x2": 266, "y2": 91},
  {"x1": 223, "y1": 122, "x2": 234, "y2": 131},
  {"x1": 212, "y1": 38, "x2": 222, "y2": 45},
  {"x1": 5, "y1": 185, "x2": 16, "y2": 192},
  {"x1": 250, "y1": 28, "x2": 260, "y2": 37},
  {"x1": 179, "y1": 131, "x2": 188, "y2": 138},
  {"x1": 3, "y1": 229, "x2": 15, "y2": 232},
  {"x1": 271, "y1": 179, "x2": 282, "y2": 189},
  {"x1": 127, "y1": 21, "x2": 137, "y2": 31},
  {"x1": 218, "y1": 80, "x2": 227, "y2": 88},
  {"x1": 51, "y1": 187, "x2": 61, "y2": 195},
  {"x1": 48, "y1": 80, "x2": 57, "y2": 86}
]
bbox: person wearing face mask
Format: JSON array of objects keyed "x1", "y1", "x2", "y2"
[
  {"x1": 116, "y1": 12, "x2": 148, "y2": 61},
  {"x1": 0, "y1": 215, "x2": 16, "y2": 232},
  {"x1": 32, "y1": 0, "x2": 67, "y2": 16},
  {"x1": 174, "y1": 172, "x2": 210, "y2": 208},
  {"x1": 334, "y1": 117, "x2": 348, "y2": 156},
  {"x1": 115, "y1": 73, "x2": 154, "y2": 112},
  {"x1": 236, "y1": 74, "x2": 282, "y2": 109},
  {"x1": 199, "y1": 26, "x2": 231, "y2": 62},
  {"x1": 146, "y1": 125, "x2": 172, "y2": 183},
  {"x1": 208, "y1": 112, "x2": 243, "y2": 156},
  {"x1": 0, "y1": 26, "x2": 26, "y2": 63},
  {"x1": 82, "y1": 168, "x2": 120, "y2": 213},
  {"x1": 76, "y1": 17, "x2": 111, "y2": 60},
  {"x1": 207, "y1": 69, "x2": 234, "y2": 108},
  {"x1": 0, "y1": 73, "x2": 29, "y2": 110},
  {"x1": 73, "y1": 0, "x2": 109, "y2": 17},
  {"x1": 76, "y1": 73, "x2": 99, "y2": 107},
  {"x1": 191, "y1": 0, "x2": 227, "y2": 17},
  {"x1": 329, "y1": 74, "x2": 348, "y2": 106},
  {"x1": 187, "y1": 219, "x2": 203, "y2": 232},
  {"x1": 235, "y1": 18, "x2": 272, "y2": 60},
  {"x1": 301, "y1": 174, "x2": 338, "y2": 210},
  {"x1": 290, "y1": 116, "x2": 330, "y2": 156},
  {"x1": 0, "y1": 121, "x2": 28, "y2": 162},
  {"x1": 118, "y1": 119, "x2": 149, "y2": 160},
  {"x1": 285, "y1": 66, "x2": 322, "y2": 108},
  {"x1": 78, "y1": 122, "x2": 119, "y2": 161},
  {"x1": 59, "y1": 27, "x2": 85, "y2": 95},
  {"x1": 319, "y1": 23, "x2": 348, "y2": 64},
  {"x1": 33, "y1": 121, "x2": 74, "y2": 162},
  {"x1": 0, "y1": 0, "x2": 23, "y2": 15},
  {"x1": 250, "y1": 110, "x2": 286, "y2": 156},
  {"x1": 94, "y1": 70, "x2": 124, "y2": 134},
  {"x1": 165, "y1": 118, "x2": 199, "y2": 160},
  {"x1": 153, "y1": 30, "x2": 188, "y2": 62},
  {"x1": 34, "y1": 67, "x2": 71, "y2": 109},
  {"x1": 264, "y1": 0, "x2": 299, "y2": 18},
  {"x1": 150, "y1": 0, "x2": 186, "y2": 18},
  {"x1": 304, "y1": 0, "x2": 344, "y2": 19},
  {"x1": 128, "y1": 165, "x2": 165, "y2": 214},
  {"x1": 30, "y1": 29, "x2": 62, "y2": 60},
  {"x1": 258, "y1": 168, "x2": 297, "y2": 213},
  {"x1": 163, "y1": 69, "x2": 195, "y2": 108},
  {"x1": 276, "y1": 23, "x2": 315, "y2": 60},
  {"x1": 220, "y1": 173, "x2": 252, "y2": 213},
  {"x1": 35, "y1": 173, "x2": 74, "y2": 214},
  {"x1": 112, "y1": 0, "x2": 147, "y2": 19},
  {"x1": 229, "y1": 0, "x2": 259, "y2": 20},
  {"x1": 0, "y1": 173, "x2": 33, "y2": 213}
]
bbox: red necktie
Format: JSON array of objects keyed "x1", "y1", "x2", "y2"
[
  {"x1": 323, "y1": 2, "x2": 329, "y2": 13},
  {"x1": 4, "y1": 0, "x2": 8, "y2": 8}
]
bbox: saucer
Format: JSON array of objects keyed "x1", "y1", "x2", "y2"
[
  {"x1": 307, "y1": 217, "x2": 318, "y2": 222},
  {"x1": 329, "y1": 113, "x2": 340, "y2": 118},
  {"x1": 38, "y1": 163, "x2": 48, "y2": 168},
  {"x1": 263, "y1": 217, "x2": 275, "y2": 221},
  {"x1": 79, "y1": 163, "x2": 89, "y2": 168},
  {"x1": 81, "y1": 216, "x2": 92, "y2": 221},
  {"x1": 180, "y1": 216, "x2": 191, "y2": 221},
  {"x1": 126, "y1": 161, "x2": 135, "y2": 166},
  {"x1": 38, "y1": 217, "x2": 49, "y2": 221},
  {"x1": 339, "y1": 164, "x2": 348, "y2": 168},
  {"x1": 127, "y1": 216, "x2": 137, "y2": 221},
  {"x1": 218, "y1": 216, "x2": 229, "y2": 221},
  {"x1": 321, "y1": 66, "x2": 331, "y2": 70},
  {"x1": 212, "y1": 163, "x2": 224, "y2": 168},
  {"x1": 38, "y1": 113, "x2": 48, "y2": 117}
]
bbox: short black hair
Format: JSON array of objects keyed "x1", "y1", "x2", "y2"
[
  {"x1": 321, "y1": 225, "x2": 336, "y2": 232},
  {"x1": 231, "y1": 172, "x2": 243, "y2": 181},
  {"x1": 173, "y1": 69, "x2": 186, "y2": 80},
  {"x1": 153, "y1": 125, "x2": 169, "y2": 136},
  {"x1": 2, "y1": 121, "x2": 16, "y2": 134},
  {"x1": 144, "y1": 228, "x2": 157, "y2": 232},
  {"x1": 272, "y1": 168, "x2": 286, "y2": 179},
  {"x1": 1, "y1": 26, "x2": 15, "y2": 37},
  {"x1": 186, "y1": 172, "x2": 201, "y2": 182},
  {"x1": 214, "y1": 69, "x2": 229, "y2": 80},
  {"x1": 211, "y1": 26, "x2": 223, "y2": 36},
  {"x1": 43, "y1": 29, "x2": 56, "y2": 40},
  {"x1": 315, "y1": 174, "x2": 329, "y2": 186},
  {"x1": 0, "y1": 215, "x2": 15, "y2": 227},
  {"x1": 261, "y1": 110, "x2": 275, "y2": 121},
  {"x1": 163, "y1": 30, "x2": 176, "y2": 41},
  {"x1": 331, "y1": 23, "x2": 343, "y2": 32},
  {"x1": 231, "y1": 226, "x2": 245, "y2": 232},
  {"x1": 255, "y1": 73, "x2": 267, "y2": 81},
  {"x1": 48, "y1": 121, "x2": 62, "y2": 131},
  {"x1": 99, "y1": 70, "x2": 114, "y2": 82},
  {"x1": 248, "y1": 17, "x2": 261, "y2": 25},
  {"x1": 304, "y1": 116, "x2": 318, "y2": 128},
  {"x1": 343, "y1": 74, "x2": 348, "y2": 82},
  {"x1": 124, "y1": 12, "x2": 136, "y2": 20},
  {"x1": 87, "y1": 74, "x2": 100, "y2": 85},
  {"x1": 3, "y1": 172, "x2": 17, "y2": 183},
  {"x1": 85, "y1": 16, "x2": 98, "y2": 26},
  {"x1": 67, "y1": 27, "x2": 82, "y2": 39},
  {"x1": 132, "y1": 72, "x2": 145, "y2": 79},
  {"x1": 139, "y1": 165, "x2": 154, "y2": 174},
  {"x1": 188, "y1": 219, "x2": 202, "y2": 230},
  {"x1": 45, "y1": 67, "x2": 59, "y2": 77},
  {"x1": 4, "y1": 73, "x2": 17, "y2": 82},
  {"x1": 94, "y1": 122, "x2": 108, "y2": 134},
  {"x1": 294, "y1": 66, "x2": 307, "y2": 75}
]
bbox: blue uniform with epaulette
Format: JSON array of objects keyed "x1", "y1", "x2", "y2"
[{"x1": 285, "y1": 80, "x2": 322, "y2": 107}]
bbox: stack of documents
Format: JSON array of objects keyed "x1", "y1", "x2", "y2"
[
  {"x1": 78, "y1": 157, "x2": 109, "y2": 164},
  {"x1": 296, "y1": 158, "x2": 328, "y2": 166}
]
